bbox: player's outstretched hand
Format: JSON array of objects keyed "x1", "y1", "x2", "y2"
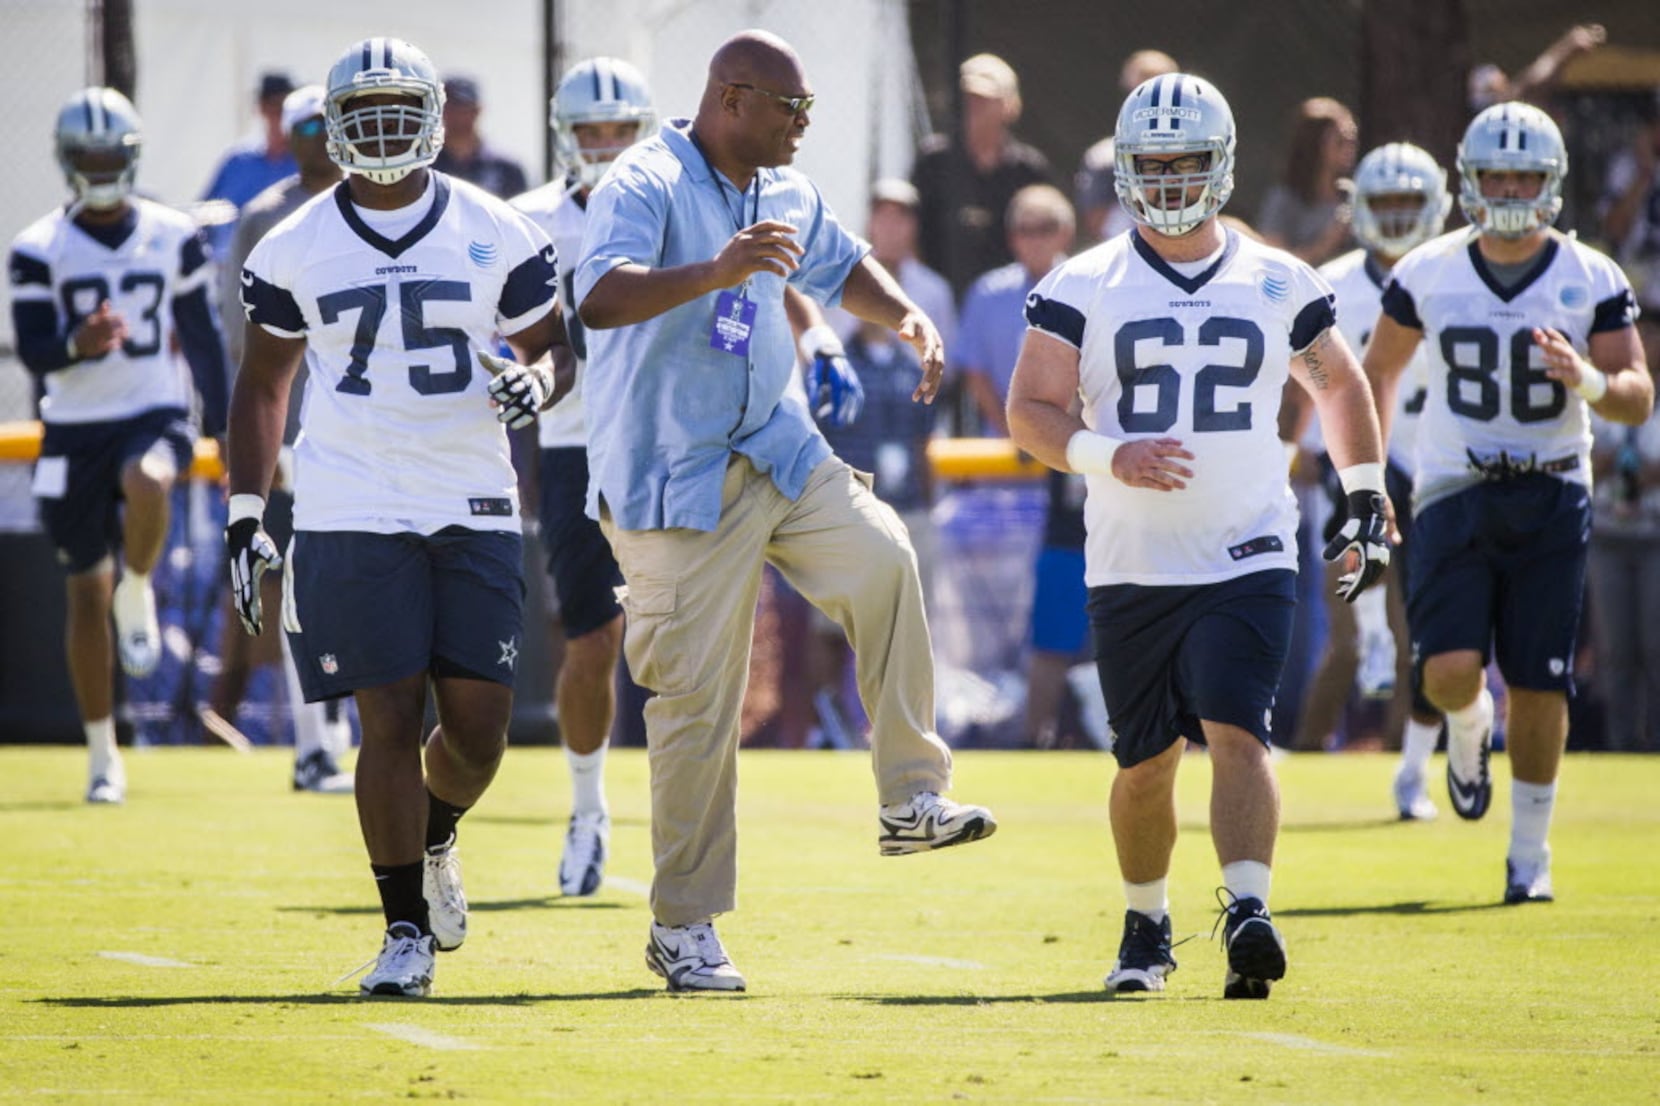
[
  {"x1": 225, "y1": 517, "x2": 282, "y2": 636},
  {"x1": 1110, "y1": 438, "x2": 1195, "y2": 491},
  {"x1": 480, "y1": 350, "x2": 554, "y2": 430},
  {"x1": 711, "y1": 220, "x2": 803, "y2": 285},
  {"x1": 1322, "y1": 490, "x2": 1391, "y2": 602}
]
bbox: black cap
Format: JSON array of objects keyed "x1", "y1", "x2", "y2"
[
  {"x1": 258, "y1": 71, "x2": 297, "y2": 102},
  {"x1": 444, "y1": 76, "x2": 481, "y2": 105}
]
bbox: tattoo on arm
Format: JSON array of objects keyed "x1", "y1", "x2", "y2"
[{"x1": 1300, "y1": 332, "x2": 1332, "y2": 391}]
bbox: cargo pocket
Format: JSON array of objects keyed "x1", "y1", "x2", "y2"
[{"x1": 618, "y1": 575, "x2": 688, "y2": 694}]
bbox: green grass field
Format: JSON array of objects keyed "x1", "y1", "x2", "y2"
[{"x1": 3, "y1": 745, "x2": 1657, "y2": 1104}]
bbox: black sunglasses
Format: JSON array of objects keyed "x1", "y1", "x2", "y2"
[{"x1": 728, "y1": 83, "x2": 814, "y2": 116}]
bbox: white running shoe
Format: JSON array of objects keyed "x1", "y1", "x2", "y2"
[
  {"x1": 558, "y1": 811, "x2": 609, "y2": 897},
  {"x1": 112, "y1": 576, "x2": 161, "y2": 678},
  {"x1": 1446, "y1": 688, "x2": 1495, "y2": 821},
  {"x1": 359, "y1": 922, "x2": 435, "y2": 997},
  {"x1": 422, "y1": 836, "x2": 467, "y2": 951},
  {"x1": 85, "y1": 750, "x2": 126, "y2": 804},
  {"x1": 645, "y1": 921, "x2": 746, "y2": 992},
  {"x1": 878, "y1": 791, "x2": 997, "y2": 856},
  {"x1": 1392, "y1": 768, "x2": 1438, "y2": 821},
  {"x1": 292, "y1": 749, "x2": 353, "y2": 794}
]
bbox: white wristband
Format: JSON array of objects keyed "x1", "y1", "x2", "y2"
[
  {"x1": 1337, "y1": 462, "x2": 1386, "y2": 496},
  {"x1": 1065, "y1": 429, "x2": 1123, "y2": 476},
  {"x1": 227, "y1": 493, "x2": 266, "y2": 524},
  {"x1": 798, "y1": 324, "x2": 843, "y2": 361},
  {"x1": 1574, "y1": 365, "x2": 1608, "y2": 403},
  {"x1": 65, "y1": 333, "x2": 80, "y2": 362}
]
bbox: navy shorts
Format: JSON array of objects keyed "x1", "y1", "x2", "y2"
[
  {"x1": 1030, "y1": 546, "x2": 1089, "y2": 655},
  {"x1": 537, "y1": 446, "x2": 623, "y2": 638},
  {"x1": 284, "y1": 527, "x2": 525, "y2": 702},
  {"x1": 35, "y1": 408, "x2": 194, "y2": 572},
  {"x1": 1408, "y1": 475, "x2": 1589, "y2": 692},
  {"x1": 1088, "y1": 569, "x2": 1296, "y2": 768}
]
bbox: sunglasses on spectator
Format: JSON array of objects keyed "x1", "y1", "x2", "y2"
[
  {"x1": 1134, "y1": 154, "x2": 1211, "y2": 176},
  {"x1": 728, "y1": 83, "x2": 815, "y2": 116},
  {"x1": 291, "y1": 117, "x2": 325, "y2": 137}
]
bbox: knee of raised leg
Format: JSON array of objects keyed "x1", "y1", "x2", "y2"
[{"x1": 1421, "y1": 656, "x2": 1481, "y2": 708}]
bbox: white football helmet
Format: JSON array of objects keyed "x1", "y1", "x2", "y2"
[
  {"x1": 551, "y1": 57, "x2": 656, "y2": 189},
  {"x1": 55, "y1": 87, "x2": 142, "y2": 210},
  {"x1": 1456, "y1": 102, "x2": 1566, "y2": 238},
  {"x1": 324, "y1": 37, "x2": 445, "y2": 185},
  {"x1": 1350, "y1": 142, "x2": 1452, "y2": 256},
  {"x1": 1113, "y1": 73, "x2": 1235, "y2": 237}
]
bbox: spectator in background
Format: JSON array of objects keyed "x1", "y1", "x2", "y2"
[
  {"x1": 953, "y1": 184, "x2": 1075, "y2": 436},
  {"x1": 1073, "y1": 49, "x2": 1180, "y2": 245},
  {"x1": 829, "y1": 178, "x2": 955, "y2": 352},
  {"x1": 1257, "y1": 97, "x2": 1358, "y2": 267},
  {"x1": 434, "y1": 76, "x2": 529, "y2": 198},
  {"x1": 912, "y1": 53, "x2": 1052, "y2": 298},
  {"x1": 210, "y1": 84, "x2": 352, "y2": 794},
  {"x1": 1468, "y1": 24, "x2": 1606, "y2": 113},
  {"x1": 1586, "y1": 412, "x2": 1660, "y2": 752},
  {"x1": 1601, "y1": 91, "x2": 1660, "y2": 341},
  {"x1": 199, "y1": 72, "x2": 298, "y2": 256}
]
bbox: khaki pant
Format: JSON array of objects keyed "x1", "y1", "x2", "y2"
[{"x1": 601, "y1": 455, "x2": 951, "y2": 925}]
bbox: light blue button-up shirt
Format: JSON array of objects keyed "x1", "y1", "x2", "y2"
[{"x1": 574, "y1": 118, "x2": 868, "y2": 531}]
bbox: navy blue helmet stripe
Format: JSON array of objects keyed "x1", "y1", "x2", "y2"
[
  {"x1": 1170, "y1": 77, "x2": 1184, "y2": 108},
  {"x1": 361, "y1": 40, "x2": 372, "y2": 72}
]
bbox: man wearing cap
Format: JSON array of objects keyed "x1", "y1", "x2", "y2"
[
  {"x1": 433, "y1": 76, "x2": 529, "y2": 199},
  {"x1": 910, "y1": 52, "x2": 1052, "y2": 298},
  {"x1": 200, "y1": 72, "x2": 300, "y2": 256},
  {"x1": 210, "y1": 84, "x2": 352, "y2": 795}
]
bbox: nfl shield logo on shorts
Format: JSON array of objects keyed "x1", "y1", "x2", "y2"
[{"x1": 320, "y1": 653, "x2": 339, "y2": 675}]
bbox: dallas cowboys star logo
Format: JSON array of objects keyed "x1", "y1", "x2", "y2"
[{"x1": 498, "y1": 638, "x2": 519, "y2": 669}]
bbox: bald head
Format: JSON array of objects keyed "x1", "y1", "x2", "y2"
[
  {"x1": 694, "y1": 29, "x2": 814, "y2": 180},
  {"x1": 708, "y1": 30, "x2": 803, "y2": 90}
]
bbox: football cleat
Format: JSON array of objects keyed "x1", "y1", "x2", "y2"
[
  {"x1": 878, "y1": 791, "x2": 997, "y2": 856},
  {"x1": 112, "y1": 575, "x2": 161, "y2": 678},
  {"x1": 359, "y1": 922, "x2": 435, "y2": 997},
  {"x1": 1392, "y1": 768, "x2": 1439, "y2": 822},
  {"x1": 1217, "y1": 893, "x2": 1287, "y2": 1000},
  {"x1": 421, "y1": 835, "x2": 467, "y2": 952},
  {"x1": 292, "y1": 749, "x2": 353, "y2": 794},
  {"x1": 645, "y1": 921, "x2": 746, "y2": 992},
  {"x1": 1445, "y1": 688, "x2": 1495, "y2": 821},
  {"x1": 1504, "y1": 857, "x2": 1554, "y2": 905},
  {"x1": 85, "y1": 775, "x2": 125, "y2": 805},
  {"x1": 1105, "y1": 910, "x2": 1177, "y2": 994},
  {"x1": 558, "y1": 811, "x2": 609, "y2": 897}
]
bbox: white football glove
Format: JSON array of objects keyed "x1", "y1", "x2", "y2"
[{"x1": 480, "y1": 350, "x2": 553, "y2": 430}]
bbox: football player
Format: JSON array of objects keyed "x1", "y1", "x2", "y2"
[
  {"x1": 223, "y1": 37, "x2": 575, "y2": 997},
  {"x1": 1007, "y1": 73, "x2": 1390, "y2": 999},
  {"x1": 509, "y1": 57, "x2": 655, "y2": 900},
  {"x1": 1366, "y1": 103, "x2": 1653, "y2": 904},
  {"x1": 8, "y1": 87, "x2": 230, "y2": 804},
  {"x1": 1301, "y1": 142, "x2": 1452, "y2": 818}
]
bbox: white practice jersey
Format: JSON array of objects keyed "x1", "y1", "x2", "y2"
[
  {"x1": 511, "y1": 179, "x2": 589, "y2": 448},
  {"x1": 1382, "y1": 228, "x2": 1639, "y2": 511},
  {"x1": 242, "y1": 174, "x2": 558, "y2": 534},
  {"x1": 1320, "y1": 248, "x2": 1429, "y2": 476},
  {"x1": 1026, "y1": 228, "x2": 1336, "y2": 586},
  {"x1": 9, "y1": 199, "x2": 208, "y2": 424}
]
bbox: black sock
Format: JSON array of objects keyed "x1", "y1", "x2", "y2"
[
  {"x1": 370, "y1": 861, "x2": 428, "y2": 932},
  {"x1": 425, "y1": 790, "x2": 470, "y2": 851}
]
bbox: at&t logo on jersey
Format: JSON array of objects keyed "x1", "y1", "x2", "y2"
[{"x1": 467, "y1": 240, "x2": 498, "y2": 267}]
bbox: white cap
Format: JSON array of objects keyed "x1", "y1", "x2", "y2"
[{"x1": 281, "y1": 84, "x2": 326, "y2": 132}]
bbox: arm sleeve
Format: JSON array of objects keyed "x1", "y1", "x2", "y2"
[
  {"x1": 8, "y1": 248, "x2": 74, "y2": 375},
  {"x1": 1285, "y1": 259, "x2": 1338, "y2": 352},
  {"x1": 496, "y1": 210, "x2": 559, "y2": 332},
  {"x1": 1023, "y1": 265, "x2": 1087, "y2": 350},
  {"x1": 573, "y1": 169, "x2": 666, "y2": 305},
  {"x1": 788, "y1": 180, "x2": 867, "y2": 308},
  {"x1": 172, "y1": 285, "x2": 231, "y2": 436},
  {"x1": 1379, "y1": 279, "x2": 1422, "y2": 330}
]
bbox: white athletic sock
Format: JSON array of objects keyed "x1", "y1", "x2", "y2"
[
  {"x1": 1509, "y1": 780, "x2": 1556, "y2": 868},
  {"x1": 112, "y1": 570, "x2": 152, "y2": 622},
  {"x1": 1123, "y1": 878, "x2": 1168, "y2": 923},
  {"x1": 566, "y1": 745, "x2": 608, "y2": 816},
  {"x1": 279, "y1": 632, "x2": 328, "y2": 758},
  {"x1": 1445, "y1": 687, "x2": 1494, "y2": 778},
  {"x1": 85, "y1": 717, "x2": 122, "y2": 782},
  {"x1": 1221, "y1": 860, "x2": 1272, "y2": 906},
  {"x1": 1399, "y1": 717, "x2": 1441, "y2": 777}
]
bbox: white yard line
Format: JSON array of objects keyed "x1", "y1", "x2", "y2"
[
  {"x1": 1237, "y1": 1032, "x2": 1390, "y2": 1058},
  {"x1": 364, "y1": 1023, "x2": 480, "y2": 1051},
  {"x1": 97, "y1": 951, "x2": 194, "y2": 968},
  {"x1": 868, "y1": 953, "x2": 987, "y2": 970}
]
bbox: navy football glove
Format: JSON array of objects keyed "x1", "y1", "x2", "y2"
[
  {"x1": 225, "y1": 516, "x2": 282, "y2": 636},
  {"x1": 1321, "y1": 490, "x2": 1391, "y2": 603}
]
